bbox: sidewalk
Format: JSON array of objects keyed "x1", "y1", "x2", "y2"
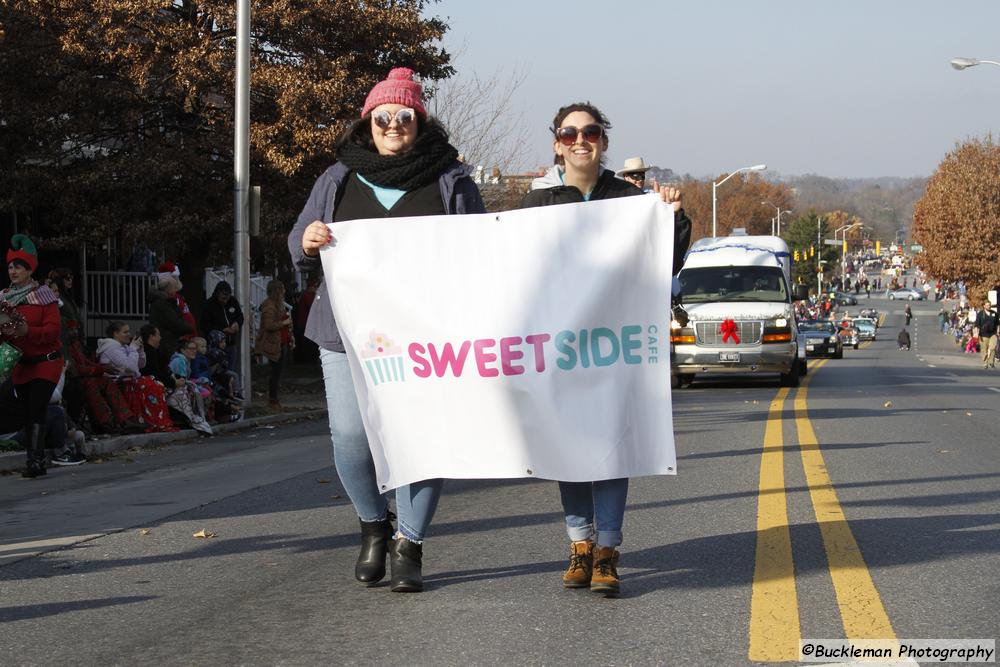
[
  {"x1": 910, "y1": 301, "x2": 991, "y2": 370},
  {"x1": 0, "y1": 361, "x2": 329, "y2": 475}
]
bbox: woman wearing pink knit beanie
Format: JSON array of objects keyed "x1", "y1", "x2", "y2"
[
  {"x1": 361, "y1": 67, "x2": 427, "y2": 118},
  {"x1": 289, "y1": 67, "x2": 485, "y2": 593}
]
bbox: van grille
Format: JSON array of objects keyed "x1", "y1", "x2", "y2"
[{"x1": 694, "y1": 321, "x2": 763, "y2": 346}]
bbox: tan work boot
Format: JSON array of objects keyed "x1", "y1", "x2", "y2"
[
  {"x1": 562, "y1": 540, "x2": 594, "y2": 588},
  {"x1": 590, "y1": 546, "x2": 620, "y2": 597}
]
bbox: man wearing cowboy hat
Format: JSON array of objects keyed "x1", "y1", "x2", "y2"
[{"x1": 617, "y1": 157, "x2": 657, "y2": 192}]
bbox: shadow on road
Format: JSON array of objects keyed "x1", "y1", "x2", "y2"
[
  {"x1": 5, "y1": 469, "x2": 1000, "y2": 596},
  {"x1": 0, "y1": 595, "x2": 157, "y2": 622}
]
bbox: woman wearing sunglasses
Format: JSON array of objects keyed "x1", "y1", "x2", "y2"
[
  {"x1": 521, "y1": 102, "x2": 692, "y2": 597},
  {"x1": 289, "y1": 67, "x2": 485, "y2": 593}
]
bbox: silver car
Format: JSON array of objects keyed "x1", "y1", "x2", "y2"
[{"x1": 887, "y1": 287, "x2": 925, "y2": 300}]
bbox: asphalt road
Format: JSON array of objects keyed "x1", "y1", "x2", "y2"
[{"x1": 1, "y1": 296, "x2": 997, "y2": 666}]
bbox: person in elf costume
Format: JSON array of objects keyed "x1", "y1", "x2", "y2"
[{"x1": 0, "y1": 235, "x2": 63, "y2": 478}]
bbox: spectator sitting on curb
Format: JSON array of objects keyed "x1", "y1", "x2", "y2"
[
  {"x1": 207, "y1": 330, "x2": 241, "y2": 402},
  {"x1": 66, "y1": 322, "x2": 143, "y2": 435},
  {"x1": 124, "y1": 325, "x2": 178, "y2": 433},
  {"x1": 169, "y1": 339, "x2": 213, "y2": 424},
  {"x1": 190, "y1": 336, "x2": 212, "y2": 382},
  {"x1": 141, "y1": 331, "x2": 211, "y2": 436}
]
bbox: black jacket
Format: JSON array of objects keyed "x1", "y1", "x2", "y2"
[
  {"x1": 976, "y1": 308, "x2": 998, "y2": 337},
  {"x1": 201, "y1": 284, "x2": 245, "y2": 345},
  {"x1": 148, "y1": 288, "x2": 193, "y2": 356},
  {"x1": 520, "y1": 168, "x2": 692, "y2": 275},
  {"x1": 142, "y1": 344, "x2": 176, "y2": 388}
]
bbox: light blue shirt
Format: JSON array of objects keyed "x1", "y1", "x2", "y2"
[
  {"x1": 558, "y1": 170, "x2": 592, "y2": 201},
  {"x1": 357, "y1": 174, "x2": 406, "y2": 210}
]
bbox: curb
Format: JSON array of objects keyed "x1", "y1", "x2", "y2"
[{"x1": 0, "y1": 408, "x2": 327, "y2": 475}]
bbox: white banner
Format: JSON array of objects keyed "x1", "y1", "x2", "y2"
[{"x1": 322, "y1": 195, "x2": 676, "y2": 490}]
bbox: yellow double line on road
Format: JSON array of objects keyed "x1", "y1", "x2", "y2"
[{"x1": 749, "y1": 358, "x2": 897, "y2": 662}]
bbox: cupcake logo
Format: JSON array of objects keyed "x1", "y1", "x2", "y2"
[{"x1": 360, "y1": 330, "x2": 406, "y2": 385}]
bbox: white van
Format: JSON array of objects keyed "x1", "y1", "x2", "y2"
[{"x1": 670, "y1": 232, "x2": 809, "y2": 388}]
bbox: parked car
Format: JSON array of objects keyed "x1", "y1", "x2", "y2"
[
  {"x1": 888, "y1": 287, "x2": 924, "y2": 300},
  {"x1": 833, "y1": 291, "x2": 858, "y2": 306},
  {"x1": 797, "y1": 320, "x2": 843, "y2": 358},
  {"x1": 853, "y1": 318, "x2": 877, "y2": 341}
]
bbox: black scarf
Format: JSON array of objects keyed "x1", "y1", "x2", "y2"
[{"x1": 337, "y1": 123, "x2": 459, "y2": 191}]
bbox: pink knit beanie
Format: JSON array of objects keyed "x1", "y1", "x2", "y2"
[{"x1": 361, "y1": 67, "x2": 426, "y2": 118}]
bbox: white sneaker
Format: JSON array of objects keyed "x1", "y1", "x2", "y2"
[{"x1": 51, "y1": 450, "x2": 86, "y2": 466}]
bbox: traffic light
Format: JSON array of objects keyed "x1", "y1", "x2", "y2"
[
  {"x1": 810, "y1": 245, "x2": 815, "y2": 257},
  {"x1": 794, "y1": 250, "x2": 800, "y2": 261},
  {"x1": 875, "y1": 240, "x2": 881, "y2": 255},
  {"x1": 843, "y1": 240, "x2": 848, "y2": 253}
]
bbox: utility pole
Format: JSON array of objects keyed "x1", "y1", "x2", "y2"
[{"x1": 233, "y1": 0, "x2": 252, "y2": 399}]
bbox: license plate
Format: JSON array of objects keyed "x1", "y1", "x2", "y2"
[
  {"x1": 806, "y1": 344, "x2": 815, "y2": 351},
  {"x1": 719, "y1": 352, "x2": 740, "y2": 362}
]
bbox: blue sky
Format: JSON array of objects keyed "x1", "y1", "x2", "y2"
[{"x1": 426, "y1": 0, "x2": 1000, "y2": 179}]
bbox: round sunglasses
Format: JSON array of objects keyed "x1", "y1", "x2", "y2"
[{"x1": 372, "y1": 108, "x2": 416, "y2": 129}]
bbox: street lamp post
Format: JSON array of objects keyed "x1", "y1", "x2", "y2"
[
  {"x1": 951, "y1": 57, "x2": 1000, "y2": 70},
  {"x1": 817, "y1": 216, "x2": 823, "y2": 294},
  {"x1": 712, "y1": 164, "x2": 767, "y2": 237},
  {"x1": 762, "y1": 200, "x2": 792, "y2": 236},
  {"x1": 233, "y1": 0, "x2": 252, "y2": 399},
  {"x1": 835, "y1": 222, "x2": 863, "y2": 290}
]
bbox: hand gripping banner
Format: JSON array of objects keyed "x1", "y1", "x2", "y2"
[{"x1": 322, "y1": 195, "x2": 677, "y2": 490}]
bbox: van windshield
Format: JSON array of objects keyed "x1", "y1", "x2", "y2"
[{"x1": 678, "y1": 266, "x2": 789, "y2": 303}]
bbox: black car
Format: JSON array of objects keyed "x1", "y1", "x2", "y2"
[
  {"x1": 833, "y1": 292, "x2": 858, "y2": 306},
  {"x1": 797, "y1": 320, "x2": 843, "y2": 359}
]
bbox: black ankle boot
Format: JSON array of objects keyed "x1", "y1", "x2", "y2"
[
  {"x1": 355, "y1": 517, "x2": 393, "y2": 585},
  {"x1": 21, "y1": 424, "x2": 47, "y2": 479},
  {"x1": 389, "y1": 537, "x2": 423, "y2": 593}
]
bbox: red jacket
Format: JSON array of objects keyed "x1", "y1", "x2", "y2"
[{"x1": 10, "y1": 300, "x2": 62, "y2": 384}]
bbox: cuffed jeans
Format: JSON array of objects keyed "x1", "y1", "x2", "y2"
[
  {"x1": 319, "y1": 348, "x2": 441, "y2": 541},
  {"x1": 558, "y1": 478, "x2": 629, "y2": 547}
]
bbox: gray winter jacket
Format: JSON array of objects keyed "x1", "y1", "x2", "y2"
[{"x1": 287, "y1": 161, "x2": 486, "y2": 352}]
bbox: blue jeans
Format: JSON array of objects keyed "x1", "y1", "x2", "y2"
[
  {"x1": 319, "y1": 348, "x2": 442, "y2": 541},
  {"x1": 558, "y1": 478, "x2": 629, "y2": 547}
]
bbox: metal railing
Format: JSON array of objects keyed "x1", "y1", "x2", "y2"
[
  {"x1": 84, "y1": 271, "x2": 158, "y2": 340},
  {"x1": 82, "y1": 267, "x2": 287, "y2": 344}
]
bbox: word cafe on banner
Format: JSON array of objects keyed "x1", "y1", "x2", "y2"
[{"x1": 322, "y1": 195, "x2": 678, "y2": 490}]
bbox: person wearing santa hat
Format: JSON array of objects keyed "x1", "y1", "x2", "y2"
[
  {"x1": 158, "y1": 262, "x2": 198, "y2": 338},
  {"x1": 0, "y1": 235, "x2": 63, "y2": 478}
]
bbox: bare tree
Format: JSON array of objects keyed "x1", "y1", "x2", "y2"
[{"x1": 426, "y1": 61, "x2": 531, "y2": 209}]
